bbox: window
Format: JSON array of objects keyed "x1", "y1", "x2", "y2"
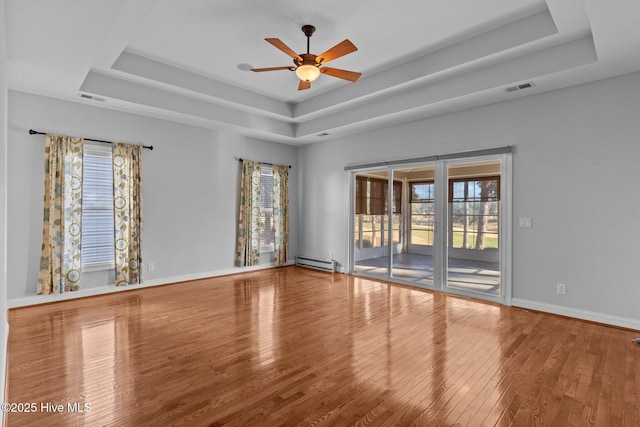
[
  {"x1": 410, "y1": 181, "x2": 435, "y2": 246},
  {"x1": 449, "y1": 176, "x2": 500, "y2": 250},
  {"x1": 235, "y1": 160, "x2": 289, "y2": 266},
  {"x1": 354, "y1": 176, "x2": 402, "y2": 248},
  {"x1": 259, "y1": 164, "x2": 274, "y2": 252},
  {"x1": 82, "y1": 144, "x2": 114, "y2": 270}
]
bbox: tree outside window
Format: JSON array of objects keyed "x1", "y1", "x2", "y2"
[{"x1": 449, "y1": 176, "x2": 499, "y2": 250}]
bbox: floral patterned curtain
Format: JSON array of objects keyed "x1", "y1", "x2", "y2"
[
  {"x1": 272, "y1": 164, "x2": 289, "y2": 265},
  {"x1": 112, "y1": 143, "x2": 143, "y2": 286},
  {"x1": 37, "y1": 134, "x2": 84, "y2": 294},
  {"x1": 235, "y1": 160, "x2": 262, "y2": 266}
]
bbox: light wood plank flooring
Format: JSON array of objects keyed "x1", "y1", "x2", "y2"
[{"x1": 6, "y1": 266, "x2": 640, "y2": 426}]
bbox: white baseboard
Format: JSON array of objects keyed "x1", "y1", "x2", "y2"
[
  {"x1": 512, "y1": 298, "x2": 640, "y2": 331},
  {"x1": 7, "y1": 260, "x2": 294, "y2": 308}
]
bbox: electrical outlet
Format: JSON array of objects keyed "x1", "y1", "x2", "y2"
[
  {"x1": 148, "y1": 262, "x2": 155, "y2": 272},
  {"x1": 557, "y1": 283, "x2": 566, "y2": 295},
  {"x1": 519, "y1": 217, "x2": 532, "y2": 228}
]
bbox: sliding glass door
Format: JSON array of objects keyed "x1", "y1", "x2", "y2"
[
  {"x1": 445, "y1": 160, "x2": 502, "y2": 296},
  {"x1": 349, "y1": 152, "x2": 511, "y2": 305},
  {"x1": 353, "y1": 170, "x2": 394, "y2": 278},
  {"x1": 389, "y1": 165, "x2": 435, "y2": 286}
]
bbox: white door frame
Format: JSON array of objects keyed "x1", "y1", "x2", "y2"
[{"x1": 345, "y1": 150, "x2": 512, "y2": 306}]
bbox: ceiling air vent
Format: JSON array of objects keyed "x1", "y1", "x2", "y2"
[
  {"x1": 505, "y1": 82, "x2": 535, "y2": 93},
  {"x1": 79, "y1": 93, "x2": 106, "y2": 102},
  {"x1": 317, "y1": 132, "x2": 329, "y2": 137}
]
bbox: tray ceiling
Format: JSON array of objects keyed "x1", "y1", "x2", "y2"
[{"x1": 5, "y1": 0, "x2": 640, "y2": 145}]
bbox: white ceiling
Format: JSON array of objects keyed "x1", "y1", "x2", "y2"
[{"x1": 5, "y1": 0, "x2": 640, "y2": 145}]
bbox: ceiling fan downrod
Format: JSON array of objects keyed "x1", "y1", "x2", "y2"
[{"x1": 301, "y1": 25, "x2": 315, "y2": 55}]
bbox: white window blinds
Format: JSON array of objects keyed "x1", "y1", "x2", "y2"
[
  {"x1": 259, "y1": 164, "x2": 274, "y2": 252},
  {"x1": 82, "y1": 143, "x2": 114, "y2": 269}
]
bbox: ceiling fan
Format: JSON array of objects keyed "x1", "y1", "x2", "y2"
[{"x1": 251, "y1": 25, "x2": 362, "y2": 91}]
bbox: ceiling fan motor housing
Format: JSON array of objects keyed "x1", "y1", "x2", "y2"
[{"x1": 294, "y1": 53, "x2": 318, "y2": 67}]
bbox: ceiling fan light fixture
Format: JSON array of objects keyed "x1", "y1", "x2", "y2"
[{"x1": 296, "y1": 64, "x2": 320, "y2": 82}]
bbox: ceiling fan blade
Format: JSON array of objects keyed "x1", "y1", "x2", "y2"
[
  {"x1": 298, "y1": 80, "x2": 311, "y2": 91},
  {"x1": 316, "y1": 39, "x2": 357, "y2": 64},
  {"x1": 265, "y1": 38, "x2": 302, "y2": 61},
  {"x1": 251, "y1": 66, "x2": 295, "y2": 72},
  {"x1": 320, "y1": 67, "x2": 362, "y2": 82}
]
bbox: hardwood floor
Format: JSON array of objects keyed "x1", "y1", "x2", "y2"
[{"x1": 6, "y1": 266, "x2": 640, "y2": 426}]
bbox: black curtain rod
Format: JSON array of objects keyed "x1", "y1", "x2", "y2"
[
  {"x1": 29, "y1": 129, "x2": 153, "y2": 150},
  {"x1": 238, "y1": 158, "x2": 291, "y2": 169}
]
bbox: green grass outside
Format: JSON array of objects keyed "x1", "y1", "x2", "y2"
[
  {"x1": 357, "y1": 222, "x2": 498, "y2": 249},
  {"x1": 411, "y1": 228, "x2": 498, "y2": 248}
]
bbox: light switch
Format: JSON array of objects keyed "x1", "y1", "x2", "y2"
[{"x1": 519, "y1": 217, "x2": 532, "y2": 228}]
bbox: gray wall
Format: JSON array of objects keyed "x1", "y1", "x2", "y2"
[
  {"x1": 7, "y1": 91, "x2": 298, "y2": 301},
  {"x1": 0, "y1": 0, "x2": 9, "y2": 409},
  {"x1": 298, "y1": 71, "x2": 640, "y2": 328}
]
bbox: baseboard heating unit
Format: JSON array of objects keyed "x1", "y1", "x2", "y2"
[{"x1": 295, "y1": 255, "x2": 336, "y2": 273}]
